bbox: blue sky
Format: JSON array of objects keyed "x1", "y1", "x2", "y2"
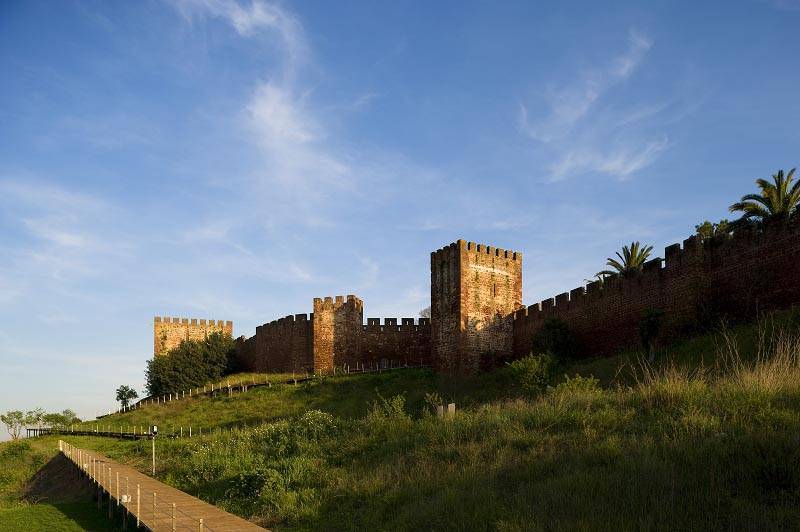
[{"x1": 1, "y1": 0, "x2": 799, "y2": 437}]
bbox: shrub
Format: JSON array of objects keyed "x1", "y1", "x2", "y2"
[
  {"x1": 639, "y1": 308, "x2": 665, "y2": 358},
  {"x1": 506, "y1": 353, "x2": 558, "y2": 394},
  {"x1": 553, "y1": 374, "x2": 600, "y2": 394},
  {"x1": 146, "y1": 332, "x2": 238, "y2": 395},
  {"x1": 531, "y1": 318, "x2": 578, "y2": 360}
]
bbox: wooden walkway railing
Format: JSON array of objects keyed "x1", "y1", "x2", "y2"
[{"x1": 59, "y1": 440, "x2": 265, "y2": 531}]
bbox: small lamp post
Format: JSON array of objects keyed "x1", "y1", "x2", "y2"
[{"x1": 149, "y1": 425, "x2": 158, "y2": 476}]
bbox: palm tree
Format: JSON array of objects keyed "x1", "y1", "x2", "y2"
[
  {"x1": 729, "y1": 168, "x2": 800, "y2": 227},
  {"x1": 597, "y1": 241, "x2": 654, "y2": 279}
]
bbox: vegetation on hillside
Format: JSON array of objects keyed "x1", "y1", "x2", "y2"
[
  {"x1": 146, "y1": 332, "x2": 238, "y2": 396},
  {"x1": 50, "y1": 312, "x2": 800, "y2": 530}
]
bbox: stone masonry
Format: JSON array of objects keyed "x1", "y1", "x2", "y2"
[
  {"x1": 153, "y1": 317, "x2": 233, "y2": 356},
  {"x1": 431, "y1": 240, "x2": 523, "y2": 373}
]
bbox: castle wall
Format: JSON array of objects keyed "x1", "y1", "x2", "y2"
[
  {"x1": 513, "y1": 223, "x2": 800, "y2": 358},
  {"x1": 153, "y1": 317, "x2": 233, "y2": 356},
  {"x1": 432, "y1": 240, "x2": 522, "y2": 373},
  {"x1": 238, "y1": 314, "x2": 313, "y2": 373},
  {"x1": 361, "y1": 317, "x2": 432, "y2": 368},
  {"x1": 235, "y1": 296, "x2": 432, "y2": 373}
]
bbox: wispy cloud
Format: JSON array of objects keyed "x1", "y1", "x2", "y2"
[
  {"x1": 518, "y1": 29, "x2": 684, "y2": 181},
  {"x1": 519, "y1": 29, "x2": 652, "y2": 143},
  {"x1": 171, "y1": 0, "x2": 306, "y2": 67}
]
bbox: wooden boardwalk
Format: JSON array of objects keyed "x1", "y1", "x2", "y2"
[{"x1": 59, "y1": 440, "x2": 265, "y2": 531}]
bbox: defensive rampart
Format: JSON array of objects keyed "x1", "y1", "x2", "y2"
[
  {"x1": 153, "y1": 317, "x2": 233, "y2": 356},
  {"x1": 513, "y1": 222, "x2": 800, "y2": 358},
  {"x1": 235, "y1": 295, "x2": 432, "y2": 373}
]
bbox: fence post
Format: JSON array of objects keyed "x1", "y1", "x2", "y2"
[
  {"x1": 172, "y1": 502, "x2": 176, "y2": 531},
  {"x1": 136, "y1": 484, "x2": 140, "y2": 528},
  {"x1": 108, "y1": 468, "x2": 113, "y2": 518},
  {"x1": 199, "y1": 518, "x2": 204, "y2": 532},
  {"x1": 153, "y1": 492, "x2": 157, "y2": 528}
]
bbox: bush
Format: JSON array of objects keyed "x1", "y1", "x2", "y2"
[
  {"x1": 507, "y1": 353, "x2": 558, "y2": 394},
  {"x1": 639, "y1": 308, "x2": 665, "y2": 356},
  {"x1": 531, "y1": 318, "x2": 578, "y2": 360}
]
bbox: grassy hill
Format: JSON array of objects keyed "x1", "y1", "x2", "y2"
[
  {"x1": 29, "y1": 312, "x2": 800, "y2": 529},
  {"x1": 0, "y1": 438, "x2": 118, "y2": 531}
]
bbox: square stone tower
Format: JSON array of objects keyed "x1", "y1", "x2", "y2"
[
  {"x1": 311, "y1": 295, "x2": 364, "y2": 372},
  {"x1": 153, "y1": 317, "x2": 233, "y2": 356},
  {"x1": 431, "y1": 240, "x2": 522, "y2": 373}
]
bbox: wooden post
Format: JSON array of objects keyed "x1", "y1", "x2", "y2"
[
  {"x1": 108, "y1": 469, "x2": 113, "y2": 518},
  {"x1": 199, "y1": 518, "x2": 204, "y2": 532},
  {"x1": 172, "y1": 502, "x2": 176, "y2": 531},
  {"x1": 180, "y1": 427, "x2": 183, "y2": 438},
  {"x1": 153, "y1": 492, "x2": 157, "y2": 528},
  {"x1": 189, "y1": 426, "x2": 192, "y2": 437},
  {"x1": 136, "y1": 484, "x2": 140, "y2": 528},
  {"x1": 116, "y1": 471, "x2": 119, "y2": 506}
]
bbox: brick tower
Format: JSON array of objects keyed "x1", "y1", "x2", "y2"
[{"x1": 430, "y1": 240, "x2": 522, "y2": 373}]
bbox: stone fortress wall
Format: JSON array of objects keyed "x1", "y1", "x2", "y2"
[
  {"x1": 156, "y1": 224, "x2": 800, "y2": 373},
  {"x1": 234, "y1": 295, "x2": 431, "y2": 374},
  {"x1": 153, "y1": 317, "x2": 233, "y2": 356},
  {"x1": 512, "y1": 223, "x2": 800, "y2": 359}
]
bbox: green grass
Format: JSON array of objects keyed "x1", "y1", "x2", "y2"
[
  {"x1": 0, "y1": 438, "x2": 118, "y2": 531},
  {"x1": 49, "y1": 313, "x2": 800, "y2": 530},
  {"x1": 0, "y1": 502, "x2": 118, "y2": 532},
  {"x1": 77, "y1": 367, "x2": 523, "y2": 436}
]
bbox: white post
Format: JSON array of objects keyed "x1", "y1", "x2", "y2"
[{"x1": 136, "y1": 484, "x2": 140, "y2": 527}]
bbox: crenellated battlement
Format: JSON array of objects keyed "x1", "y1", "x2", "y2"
[
  {"x1": 313, "y1": 294, "x2": 363, "y2": 312},
  {"x1": 154, "y1": 316, "x2": 232, "y2": 327},
  {"x1": 431, "y1": 239, "x2": 522, "y2": 263},
  {"x1": 363, "y1": 317, "x2": 432, "y2": 331}
]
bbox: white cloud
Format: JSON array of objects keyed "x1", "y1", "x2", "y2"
[
  {"x1": 171, "y1": 0, "x2": 306, "y2": 61},
  {"x1": 518, "y1": 29, "x2": 679, "y2": 181},
  {"x1": 548, "y1": 137, "x2": 669, "y2": 181},
  {"x1": 519, "y1": 29, "x2": 652, "y2": 143}
]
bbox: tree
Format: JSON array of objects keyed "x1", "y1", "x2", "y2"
[
  {"x1": 695, "y1": 219, "x2": 732, "y2": 241},
  {"x1": 1, "y1": 410, "x2": 25, "y2": 440},
  {"x1": 115, "y1": 385, "x2": 139, "y2": 408},
  {"x1": 419, "y1": 306, "x2": 431, "y2": 319},
  {"x1": 146, "y1": 331, "x2": 237, "y2": 396},
  {"x1": 43, "y1": 409, "x2": 81, "y2": 429},
  {"x1": 597, "y1": 242, "x2": 654, "y2": 279},
  {"x1": 25, "y1": 408, "x2": 45, "y2": 431},
  {"x1": 729, "y1": 168, "x2": 800, "y2": 227}
]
